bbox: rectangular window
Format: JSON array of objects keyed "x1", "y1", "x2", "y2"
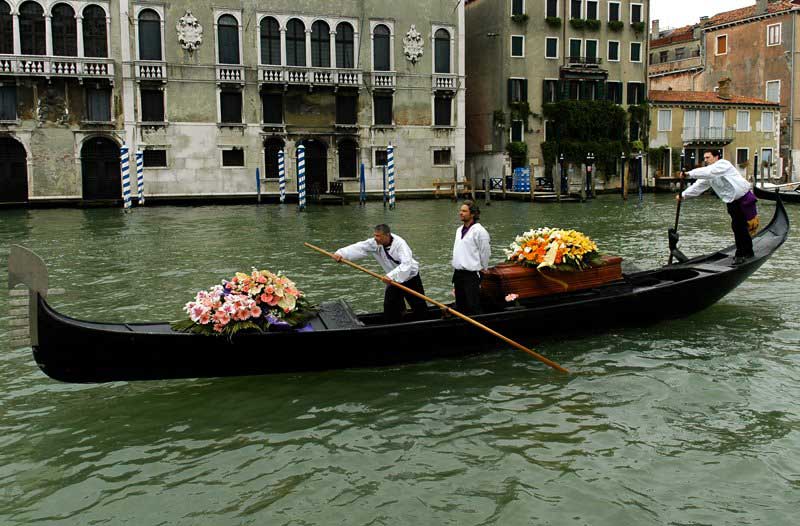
[
  {"x1": 631, "y1": 3, "x2": 643, "y2": 24},
  {"x1": 606, "y1": 81, "x2": 622, "y2": 104},
  {"x1": 262, "y1": 92, "x2": 283, "y2": 124},
  {"x1": 0, "y1": 85, "x2": 17, "y2": 120},
  {"x1": 762, "y1": 111, "x2": 774, "y2": 132},
  {"x1": 586, "y1": 0, "x2": 598, "y2": 20},
  {"x1": 767, "y1": 23, "x2": 781, "y2": 46},
  {"x1": 512, "y1": 0, "x2": 525, "y2": 16},
  {"x1": 608, "y1": 40, "x2": 620, "y2": 61},
  {"x1": 571, "y1": 0, "x2": 582, "y2": 19},
  {"x1": 143, "y1": 149, "x2": 167, "y2": 168},
  {"x1": 766, "y1": 80, "x2": 780, "y2": 103},
  {"x1": 222, "y1": 148, "x2": 245, "y2": 167},
  {"x1": 736, "y1": 148, "x2": 749, "y2": 166},
  {"x1": 336, "y1": 94, "x2": 357, "y2": 125},
  {"x1": 511, "y1": 35, "x2": 524, "y2": 57},
  {"x1": 657, "y1": 109, "x2": 672, "y2": 132},
  {"x1": 508, "y1": 78, "x2": 528, "y2": 103},
  {"x1": 510, "y1": 120, "x2": 523, "y2": 142},
  {"x1": 86, "y1": 87, "x2": 111, "y2": 122},
  {"x1": 630, "y1": 42, "x2": 642, "y2": 62},
  {"x1": 675, "y1": 47, "x2": 685, "y2": 60},
  {"x1": 375, "y1": 149, "x2": 388, "y2": 166},
  {"x1": 736, "y1": 110, "x2": 750, "y2": 132},
  {"x1": 434, "y1": 94, "x2": 452, "y2": 126},
  {"x1": 544, "y1": 120, "x2": 555, "y2": 141},
  {"x1": 627, "y1": 82, "x2": 644, "y2": 105},
  {"x1": 373, "y1": 94, "x2": 393, "y2": 125},
  {"x1": 546, "y1": 0, "x2": 558, "y2": 18},
  {"x1": 716, "y1": 35, "x2": 728, "y2": 55},
  {"x1": 543, "y1": 79, "x2": 558, "y2": 103},
  {"x1": 659, "y1": 50, "x2": 668, "y2": 63},
  {"x1": 608, "y1": 1, "x2": 620, "y2": 21},
  {"x1": 140, "y1": 88, "x2": 164, "y2": 122},
  {"x1": 433, "y1": 148, "x2": 452, "y2": 165},
  {"x1": 220, "y1": 90, "x2": 242, "y2": 124},
  {"x1": 569, "y1": 39, "x2": 582, "y2": 61},
  {"x1": 545, "y1": 37, "x2": 558, "y2": 59},
  {"x1": 568, "y1": 80, "x2": 580, "y2": 100},
  {"x1": 585, "y1": 40, "x2": 598, "y2": 62},
  {"x1": 761, "y1": 148, "x2": 774, "y2": 168}
]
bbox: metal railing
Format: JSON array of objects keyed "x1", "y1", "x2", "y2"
[
  {"x1": 566, "y1": 56, "x2": 603, "y2": 66},
  {"x1": 682, "y1": 126, "x2": 735, "y2": 142}
]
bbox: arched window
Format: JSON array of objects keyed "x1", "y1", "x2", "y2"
[
  {"x1": 311, "y1": 21, "x2": 330, "y2": 68},
  {"x1": 0, "y1": 1, "x2": 13, "y2": 54},
  {"x1": 51, "y1": 4, "x2": 77, "y2": 57},
  {"x1": 82, "y1": 5, "x2": 107, "y2": 58},
  {"x1": 335, "y1": 22, "x2": 354, "y2": 69},
  {"x1": 338, "y1": 139, "x2": 358, "y2": 179},
  {"x1": 138, "y1": 9, "x2": 162, "y2": 60},
  {"x1": 434, "y1": 29, "x2": 450, "y2": 74},
  {"x1": 260, "y1": 16, "x2": 280, "y2": 65},
  {"x1": 286, "y1": 19, "x2": 306, "y2": 67},
  {"x1": 217, "y1": 14, "x2": 239, "y2": 64},
  {"x1": 373, "y1": 24, "x2": 390, "y2": 71},
  {"x1": 19, "y1": 2, "x2": 46, "y2": 55}
]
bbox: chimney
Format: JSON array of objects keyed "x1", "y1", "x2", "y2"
[
  {"x1": 757, "y1": 0, "x2": 768, "y2": 15},
  {"x1": 718, "y1": 78, "x2": 732, "y2": 100},
  {"x1": 651, "y1": 19, "x2": 660, "y2": 38}
]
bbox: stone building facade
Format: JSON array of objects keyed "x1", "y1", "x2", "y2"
[
  {"x1": 0, "y1": 0, "x2": 465, "y2": 204},
  {"x1": 648, "y1": 22, "x2": 702, "y2": 92}
]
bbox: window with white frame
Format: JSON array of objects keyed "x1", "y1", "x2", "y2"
[
  {"x1": 585, "y1": 39, "x2": 598, "y2": 62},
  {"x1": 222, "y1": 148, "x2": 245, "y2": 167},
  {"x1": 608, "y1": 40, "x2": 620, "y2": 61},
  {"x1": 510, "y1": 120, "x2": 523, "y2": 142},
  {"x1": 571, "y1": 0, "x2": 582, "y2": 19},
  {"x1": 736, "y1": 148, "x2": 748, "y2": 167},
  {"x1": 373, "y1": 23, "x2": 392, "y2": 71},
  {"x1": 736, "y1": 110, "x2": 750, "y2": 132},
  {"x1": 546, "y1": 0, "x2": 558, "y2": 18},
  {"x1": 512, "y1": 0, "x2": 525, "y2": 16},
  {"x1": 569, "y1": 38, "x2": 582, "y2": 60},
  {"x1": 434, "y1": 28, "x2": 451, "y2": 73},
  {"x1": 83, "y1": 5, "x2": 108, "y2": 58},
  {"x1": 766, "y1": 80, "x2": 780, "y2": 103},
  {"x1": 508, "y1": 78, "x2": 528, "y2": 103},
  {"x1": 716, "y1": 34, "x2": 728, "y2": 55},
  {"x1": 220, "y1": 89, "x2": 242, "y2": 124},
  {"x1": 767, "y1": 23, "x2": 781, "y2": 46},
  {"x1": 260, "y1": 17, "x2": 281, "y2": 65},
  {"x1": 761, "y1": 111, "x2": 775, "y2": 132},
  {"x1": 657, "y1": 109, "x2": 672, "y2": 132},
  {"x1": 543, "y1": 79, "x2": 558, "y2": 103},
  {"x1": 630, "y1": 42, "x2": 642, "y2": 62},
  {"x1": 19, "y1": 2, "x2": 45, "y2": 55},
  {"x1": 86, "y1": 85, "x2": 111, "y2": 122},
  {"x1": 52, "y1": 4, "x2": 77, "y2": 57},
  {"x1": 511, "y1": 35, "x2": 524, "y2": 57},
  {"x1": 336, "y1": 22, "x2": 356, "y2": 69},
  {"x1": 0, "y1": 2, "x2": 12, "y2": 54},
  {"x1": 608, "y1": 1, "x2": 621, "y2": 21},
  {"x1": 545, "y1": 37, "x2": 558, "y2": 59},
  {"x1": 138, "y1": 8, "x2": 162, "y2": 61},
  {"x1": 217, "y1": 14, "x2": 240, "y2": 65},
  {"x1": 761, "y1": 148, "x2": 774, "y2": 171},
  {"x1": 631, "y1": 3, "x2": 643, "y2": 24},
  {"x1": 586, "y1": 0, "x2": 598, "y2": 20},
  {"x1": 433, "y1": 148, "x2": 452, "y2": 166}
]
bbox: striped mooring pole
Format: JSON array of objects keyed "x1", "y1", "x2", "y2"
[
  {"x1": 278, "y1": 149, "x2": 286, "y2": 203},
  {"x1": 135, "y1": 150, "x2": 145, "y2": 205},
  {"x1": 297, "y1": 144, "x2": 306, "y2": 211},
  {"x1": 387, "y1": 143, "x2": 396, "y2": 209},
  {"x1": 120, "y1": 145, "x2": 131, "y2": 209}
]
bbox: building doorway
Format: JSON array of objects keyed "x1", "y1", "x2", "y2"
[
  {"x1": 299, "y1": 139, "x2": 328, "y2": 195},
  {"x1": 81, "y1": 136, "x2": 121, "y2": 200},
  {"x1": 264, "y1": 137, "x2": 285, "y2": 179},
  {"x1": 337, "y1": 138, "x2": 358, "y2": 180},
  {"x1": 0, "y1": 137, "x2": 28, "y2": 203}
]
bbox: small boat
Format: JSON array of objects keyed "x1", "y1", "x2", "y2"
[
  {"x1": 754, "y1": 183, "x2": 800, "y2": 203},
  {"x1": 8, "y1": 199, "x2": 789, "y2": 383}
]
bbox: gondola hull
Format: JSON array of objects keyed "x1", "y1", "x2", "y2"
[
  {"x1": 754, "y1": 184, "x2": 800, "y2": 203},
  {"x1": 11, "y1": 200, "x2": 789, "y2": 383}
]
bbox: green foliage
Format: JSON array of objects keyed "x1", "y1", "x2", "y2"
[
  {"x1": 493, "y1": 110, "x2": 506, "y2": 128},
  {"x1": 510, "y1": 101, "x2": 536, "y2": 130},
  {"x1": 627, "y1": 103, "x2": 649, "y2": 123},
  {"x1": 648, "y1": 146, "x2": 670, "y2": 164},
  {"x1": 506, "y1": 141, "x2": 528, "y2": 159},
  {"x1": 672, "y1": 149, "x2": 682, "y2": 171},
  {"x1": 631, "y1": 140, "x2": 644, "y2": 152},
  {"x1": 541, "y1": 140, "x2": 627, "y2": 169},
  {"x1": 511, "y1": 13, "x2": 529, "y2": 23},
  {"x1": 607, "y1": 20, "x2": 624, "y2": 31},
  {"x1": 585, "y1": 19, "x2": 601, "y2": 31},
  {"x1": 631, "y1": 21, "x2": 646, "y2": 33},
  {"x1": 543, "y1": 100, "x2": 628, "y2": 142},
  {"x1": 545, "y1": 17, "x2": 562, "y2": 28},
  {"x1": 569, "y1": 18, "x2": 586, "y2": 30}
]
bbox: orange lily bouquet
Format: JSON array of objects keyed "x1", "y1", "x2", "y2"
[{"x1": 504, "y1": 227, "x2": 601, "y2": 271}]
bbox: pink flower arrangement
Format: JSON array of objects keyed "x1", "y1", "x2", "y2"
[
  {"x1": 505, "y1": 293, "x2": 519, "y2": 303},
  {"x1": 179, "y1": 269, "x2": 312, "y2": 335}
]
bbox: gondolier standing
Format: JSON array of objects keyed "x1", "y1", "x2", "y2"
[
  {"x1": 678, "y1": 149, "x2": 758, "y2": 264},
  {"x1": 452, "y1": 200, "x2": 491, "y2": 314},
  {"x1": 334, "y1": 224, "x2": 427, "y2": 322}
]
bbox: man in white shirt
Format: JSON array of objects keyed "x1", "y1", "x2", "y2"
[
  {"x1": 679, "y1": 149, "x2": 758, "y2": 264},
  {"x1": 451, "y1": 200, "x2": 491, "y2": 314},
  {"x1": 334, "y1": 224, "x2": 427, "y2": 322}
]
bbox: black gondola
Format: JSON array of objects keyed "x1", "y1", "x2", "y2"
[
  {"x1": 8, "y1": 200, "x2": 789, "y2": 384},
  {"x1": 754, "y1": 184, "x2": 800, "y2": 203}
]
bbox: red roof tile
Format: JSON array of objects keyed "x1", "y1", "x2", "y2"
[
  {"x1": 649, "y1": 90, "x2": 778, "y2": 106},
  {"x1": 706, "y1": 1, "x2": 795, "y2": 28},
  {"x1": 650, "y1": 25, "x2": 697, "y2": 48}
]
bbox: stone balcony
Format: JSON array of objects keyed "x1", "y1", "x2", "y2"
[
  {"x1": 432, "y1": 73, "x2": 457, "y2": 91},
  {"x1": 134, "y1": 60, "x2": 167, "y2": 82},
  {"x1": 257, "y1": 65, "x2": 363, "y2": 88},
  {"x1": 370, "y1": 71, "x2": 396, "y2": 89},
  {"x1": 216, "y1": 65, "x2": 245, "y2": 84},
  {"x1": 0, "y1": 55, "x2": 114, "y2": 80}
]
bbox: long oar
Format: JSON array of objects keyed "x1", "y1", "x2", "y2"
[
  {"x1": 304, "y1": 242, "x2": 569, "y2": 374},
  {"x1": 668, "y1": 157, "x2": 687, "y2": 265}
]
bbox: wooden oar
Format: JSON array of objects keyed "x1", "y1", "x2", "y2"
[{"x1": 304, "y1": 242, "x2": 569, "y2": 374}]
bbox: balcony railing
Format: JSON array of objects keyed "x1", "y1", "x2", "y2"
[
  {"x1": 433, "y1": 73, "x2": 457, "y2": 90},
  {"x1": 257, "y1": 65, "x2": 363, "y2": 87},
  {"x1": 566, "y1": 56, "x2": 603, "y2": 67},
  {"x1": 135, "y1": 60, "x2": 167, "y2": 81},
  {"x1": 216, "y1": 65, "x2": 245, "y2": 83},
  {"x1": 0, "y1": 55, "x2": 114, "y2": 79},
  {"x1": 682, "y1": 126, "x2": 736, "y2": 143},
  {"x1": 370, "y1": 71, "x2": 396, "y2": 89}
]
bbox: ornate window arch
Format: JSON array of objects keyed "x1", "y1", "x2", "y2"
[
  {"x1": 372, "y1": 23, "x2": 390, "y2": 71},
  {"x1": 137, "y1": 8, "x2": 162, "y2": 60},
  {"x1": 335, "y1": 22, "x2": 354, "y2": 69},
  {"x1": 82, "y1": 4, "x2": 108, "y2": 58},
  {"x1": 259, "y1": 16, "x2": 280, "y2": 65},
  {"x1": 19, "y1": 1, "x2": 46, "y2": 56},
  {"x1": 286, "y1": 18, "x2": 305, "y2": 67},
  {"x1": 51, "y1": 3, "x2": 77, "y2": 57},
  {"x1": 217, "y1": 14, "x2": 240, "y2": 64},
  {"x1": 310, "y1": 20, "x2": 330, "y2": 68}
]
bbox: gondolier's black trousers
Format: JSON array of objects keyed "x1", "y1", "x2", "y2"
[
  {"x1": 452, "y1": 269, "x2": 482, "y2": 315},
  {"x1": 726, "y1": 200, "x2": 754, "y2": 258},
  {"x1": 384, "y1": 274, "x2": 427, "y2": 323}
]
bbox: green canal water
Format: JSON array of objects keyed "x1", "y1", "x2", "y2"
[{"x1": 1, "y1": 196, "x2": 798, "y2": 525}]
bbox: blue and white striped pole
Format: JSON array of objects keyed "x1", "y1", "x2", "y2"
[
  {"x1": 278, "y1": 149, "x2": 286, "y2": 203},
  {"x1": 297, "y1": 144, "x2": 306, "y2": 211},
  {"x1": 387, "y1": 143, "x2": 395, "y2": 209},
  {"x1": 135, "y1": 150, "x2": 144, "y2": 205},
  {"x1": 120, "y1": 145, "x2": 131, "y2": 209}
]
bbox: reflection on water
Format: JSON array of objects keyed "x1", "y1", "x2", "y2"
[{"x1": 0, "y1": 196, "x2": 798, "y2": 525}]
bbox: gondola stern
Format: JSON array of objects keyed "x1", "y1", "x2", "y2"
[{"x1": 8, "y1": 245, "x2": 49, "y2": 348}]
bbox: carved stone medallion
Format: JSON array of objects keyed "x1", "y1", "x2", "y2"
[
  {"x1": 403, "y1": 25, "x2": 424, "y2": 64},
  {"x1": 176, "y1": 10, "x2": 203, "y2": 52}
]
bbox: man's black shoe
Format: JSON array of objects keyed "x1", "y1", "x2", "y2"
[{"x1": 733, "y1": 256, "x2": 752, "y2": 265}]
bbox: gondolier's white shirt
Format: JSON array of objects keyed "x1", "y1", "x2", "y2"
[
  {"x1": 452, "y1": 223, "x2": 491, "y2": 272},
  {"x1": 335, "y1": 234, "x2": 420, "y2": 283},
  {"x1": 682, "y1": 159, "x2": 751, "y2": 203}
]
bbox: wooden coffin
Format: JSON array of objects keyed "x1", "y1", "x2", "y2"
[{"x1": 480, "y1": 256, "x2": 623, "y2": 303}]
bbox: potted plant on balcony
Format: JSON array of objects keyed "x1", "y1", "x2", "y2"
[
  {"x1": 569, "y1": 18, "x2": 586, "y2": 30},
  {"x1": 545, "y1": 17, "x2": 562, "y2": 28},
  {"x1": 511, "y1": 13, "x2": 529, "y2": 23},
  {"x1": 608, "y1": 20, "x2": 624, "y2": 31},
  {"x1": 586, "y1": 19, "x2": 601, "y2": 31},
  {"x1": 631, "y1": 21, "x2": 646, "y2": 33}
]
